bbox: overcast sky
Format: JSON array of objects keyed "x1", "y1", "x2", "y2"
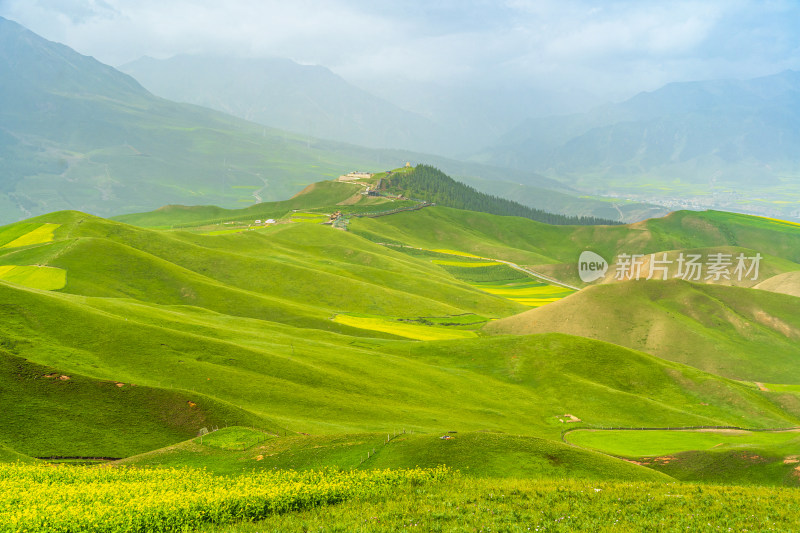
[{"x1": 2, "y1": 0, "x2": 799, "y2": 107}]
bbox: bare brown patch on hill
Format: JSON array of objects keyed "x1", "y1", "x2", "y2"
[
  {"x1": 336, "y1": 192, "x2": 363, "y2": 205},
  {"x1": 753, "y1": 310, "x2": 800, "y2": 340},
  {"x1": 680, "y1": 216, "x2": 725, "y2": 242},
  {"x1": 755, "y1": 271, "x2": 800, "y2": 298},
  {"x1": 290, "y1": 183, "x2": 317, "y2": 199}
]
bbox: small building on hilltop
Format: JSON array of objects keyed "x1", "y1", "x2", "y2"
[{"x1": 338, "y1": 171, "x2": 373, "y2": 182}]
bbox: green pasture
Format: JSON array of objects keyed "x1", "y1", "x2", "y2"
[
  {"x1": 197, "y1": 426, "x2": 276, "y2": 451},
  {"x1": 208, "y1": 476, "x2": 800, "y2": 532},
  {"x1": 0, "y1": 265, "x2": 66, "y2": 290},
  {"x1": 567, "y1": 429, "x2": 800, "y2": 457},
  {"x1": 119, "y1": 429, "x2": 666, "y2": 481}
]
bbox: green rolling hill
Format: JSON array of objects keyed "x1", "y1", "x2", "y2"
[
  {"x1": 379, "y1": 164, "x2": 619, "y2": 225},
  {"x1": 116, "y1": 427, "x2": 671, "y2": 482},
  {"x1": 1, "y1": 167, "x2": 799, "y2": 490},
  {"x1": 485, "y1": 280, "x2": 800, "y2": 383}
]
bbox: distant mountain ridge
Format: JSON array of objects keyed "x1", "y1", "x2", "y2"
[
  {"x1": 0, "y1": 17, "x2": 615, "y2": 226},
  {"x1": 477, "y1": 70, "x2": 800, "y2": 221},
  {"x1": 120, "y1": 54, "x2": 449, "y2": 154},
  {"x1": 0, "y1": 16, "x2": 388, "y2": 223}
]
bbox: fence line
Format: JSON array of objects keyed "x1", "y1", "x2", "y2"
[
  {"x1": 36, "y1": 456, "x2": 122, "y2": 461},
  {"x1": 358, "y1": 428, "x2": 410, "y2": 466}
]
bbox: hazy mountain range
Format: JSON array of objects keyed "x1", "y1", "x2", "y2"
[
  {"x1": 120, "y1": 55, "x2": 451, "y2": 155},
  {"x1": 0, "y1": 16, "x2": 665, "y2": 225},
  {"x1": 121, "y1": 50, "x2": 800, "y2": 221},
  {"x1": 2, "y1": 14, "x2": 798, "y2": 223},
  {"x1": 0, "y1": 16, "x2": 384, "y2": 223},
  {"x1": 475, "y1": 71, "x2": 800, "y2": 220}
]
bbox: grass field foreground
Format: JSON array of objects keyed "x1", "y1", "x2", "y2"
[
  {"x1": 0, "y1": 463, "x2": 449, "y2": 533},
  {"x1": 206, "y1": 476, "x2": 800, "y2": 532}
]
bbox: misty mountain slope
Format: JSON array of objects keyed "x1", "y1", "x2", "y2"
[
  {"x1": 0, "y1": 17, "x2": 599, "y2": 226},
  {"x1": 478, "y1": 71, "x2": 800, "y2": 221},
  {"x1": 0, "y1": 17, "x2": 407, "y2": 224},
  {"x1": 120, "y1": 54, "x2": 449, "y2": 154}
]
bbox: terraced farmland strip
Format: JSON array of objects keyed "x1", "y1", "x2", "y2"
[
  {"x1": 0, "y1": 223, "x2": 60, "y2": 249},
  {"x1": 0, "y1": 265, "x2": 66, "y2": 290},
  {"x1": 333, "y1": 314, "x2": 479, "y2": 341}
]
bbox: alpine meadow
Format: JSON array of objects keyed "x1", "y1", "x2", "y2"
[{"x1": 1, "y1": 5, "x2": 800, "y2": 533}]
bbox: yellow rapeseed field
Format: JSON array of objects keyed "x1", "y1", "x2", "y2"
[
  {"x1": 0, "y1": 224, "x2": 60, "y2": 249},
  {"x1": 333, "y1": 314, "x2": 478, "y2": 340},
  {"x1": 0, "y1": 463, "x2": 449, "y2": 532}
]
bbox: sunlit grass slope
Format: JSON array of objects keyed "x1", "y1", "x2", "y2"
[
  {"x1": 1, "y1": 203, "x2": 799, "y2": 484},
  {"x1": 0, "y1": 350, "x2": 275, "y2": 458},
  {"x1": 2, "y1": 273, "x2": 795, "y2": 460},
  {"x1": 119, "y1": 429, "x2": 669, "y2": 482},
  {"x1": 398, "y1": 247, "x2": 575, "y2": 307},
  {"x1": 0, "y1": 280, "x2": 554, "y2": 447},
  {"x1": 486, "y1": 280, "x2": 800, "y2": 383},
  {"x1": 112, "y1": 180, "x2": 360, "y2": 228},
  {"x1": 0, "y1": 223, "x2": 59, "y2": 248},
  {"x1": 0, "y1": 265, "x2": 65, "y2": 290},
  {"x1": 568, "y1": 428, "x2": 800, "y2": 487},
  {"x1": 3, "y1": 210, "x2": 525, "y2": 323},
  {"x1": 388, "y1": 333, "x2": 797, "y2": 431},
  {"x1": 0, "y1": 443, "x2": 35, "y2": 463},
  {"x1": 208, "y1": 476, "x2": 800, "y2": 532},
  {"x1": 568, "y1": 429, "x2": 800, "y2": 457},
  {"x1": 348, "y1": 207, "x2": 800, "y2": 284},
  {"x1": 333, "y1": 314, "x2": 478, "y2": 340}
]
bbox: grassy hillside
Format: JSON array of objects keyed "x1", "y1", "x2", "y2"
[
  {"x1": 485, "y1": 280, "x2": 800, "y2": 383},
  {"x1": 8, "y1": 272, "x2": 792, "y2": 456},
  {"x1": 2, "y1": 197, "x2": 799, "y2": 491},
  {"x1": 390, "y1": 333, "x2": 797, "y2": 429},
  {"x1": 568, "y1": 428, "x2": 800, "y2": 487},
  {"x1": 206, "y1": 476, "x2": 800, "y2": 532},
  {"x1": 0, "y1": 442, "x2": 35, "y2": 463},
  {"x1": 0, "y1": 350, "x2": 274, "y2": 458},
  {"x1": 112, "y1": 180, "x2": 360, "y2": 228},
  {"x1": 1, "y1": 210, "x2": 525, "y2": 322},
  {"x1": 349, "y1": 207, "x2": 800, "y2": 288},
  {"x1": 118, "y1": 428, "x2": 670, "y2": 482},
  {"x1": 382, "y1": 165, "x2": 619, "y2": 225}
]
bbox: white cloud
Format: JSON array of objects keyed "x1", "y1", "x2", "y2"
[{"x1": 1, "y1": 0, "x2": 798, "y2": 107}]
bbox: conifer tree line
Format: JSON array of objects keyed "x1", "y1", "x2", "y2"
[{"x1": 385, "y1": 165, "x2": 622, "y2": 225}]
